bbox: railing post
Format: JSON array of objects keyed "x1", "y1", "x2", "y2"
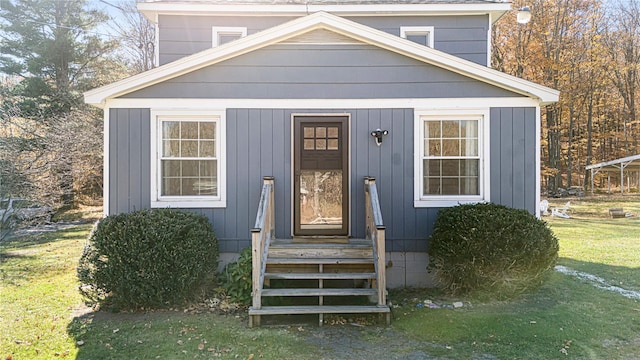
[
  {"x1": 250, "y1": 227, "x2": 262, "y2": 328},
  {"x1": 376, "y1": 226, "x2": 386, "y2": 306},
  {"x1": 264, "y1": 176, "x2": 275, "y2": 240},
  {"x1": 364, "y1": 177, "x2": 372, "y2": 240}
]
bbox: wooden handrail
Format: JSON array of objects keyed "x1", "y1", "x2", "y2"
[
  {"x1": 364, "y1": 177, "x2": 386, "y2": 307},
  {"x1": 251, "y1": 176, "x2": 275, "y2": 320}
]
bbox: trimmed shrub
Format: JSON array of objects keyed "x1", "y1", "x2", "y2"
[
  {"x1": 78, "y1": 208, "x2": 219, "y2": 309},
  {"x1": 220, "y1": 247, "x2": 252, "y2": 305},
  {"x1": 428, "y1": 203, "x2": 558, "y2": 298}
]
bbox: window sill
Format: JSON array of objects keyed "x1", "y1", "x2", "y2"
[
  {"x1": 414, "y1": 199, "x2": 486, "y2": 208},
  {"x1": 151, "y1": 199, "x2": 226, "y2": 209}
]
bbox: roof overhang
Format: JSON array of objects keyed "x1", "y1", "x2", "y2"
[
  {"x1": 138, "y1": 1, "x2": 512, "y2": 24},
  {"x1": 85, "y1": 11, "x2": 558, "y2": 107}
]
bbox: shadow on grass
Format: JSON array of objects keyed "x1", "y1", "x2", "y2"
[{"x1": 0, "y1": 221, "x2": 93, "y2": 249}]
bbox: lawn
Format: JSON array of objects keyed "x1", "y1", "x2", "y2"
[{"x1": 1, "y1": 196, "x2": 639, "y2": 359}]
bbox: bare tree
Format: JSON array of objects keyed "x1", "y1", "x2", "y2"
[{"x1": 102, "y1": 0, "x2": 156, "y2": 74}]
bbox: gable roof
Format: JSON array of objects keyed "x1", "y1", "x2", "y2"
[
  {"x1": 84, "y1": 11, "x2": 558, "y2": 107},
  {"x1": 138, "y1": 0, "x2": 511, "y2": 21}
]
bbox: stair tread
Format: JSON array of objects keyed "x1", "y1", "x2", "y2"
[
  {"x1": 261, "y1": 288, "x2": 378, "y2": 297},
  {"x1": 267, "y1": 257, "x2": 373, "y2": 264},
  {"x1": 265, "y1": 272, "x2": 376, "y2": 280},
  {"x1": 249, "y1": 305, "x2": 389, "y2": 315}
]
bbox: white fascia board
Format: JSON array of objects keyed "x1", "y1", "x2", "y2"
[
  {"x1": 104, "y1": 97, "x2": 541, "y2": 110},
  {"x1": 138, "y1": 2, "x2": 510, "y2": 22},
  {"x1": 85, "y1": 11, "x2": 559, "y2": 107}
]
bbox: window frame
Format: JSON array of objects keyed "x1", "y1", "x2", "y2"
[
  {"x1": 400, "y1": 26, "x2": 434, "y2": 47},
  {"x1": 150, "y1": 110, "x2": 226, "y2": 208},
  {"x1": 414, "y1": 109, "x2": 490, "y2": 208},
  {"x1": 212, "y1": 26, "x2": 247, "y2": 47}
]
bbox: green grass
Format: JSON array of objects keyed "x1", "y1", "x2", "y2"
[
  {"x1": 391, "y1": 195, "x2": 640, "y2": 359},
  {"x1": 2, "y1": 196, "x2": 640, "y2": 359},
  {"x1": 0, "y1": 224, "x2": 319, "y2": 359},
  {"x1": 1, "y1": 225, "x2": 92, "y2": 358}
]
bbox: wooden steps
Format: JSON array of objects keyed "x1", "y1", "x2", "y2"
[
  {"x1": 264, "y1": 272, "x2": 376, "y2": 280},
  {"x1": 249, "y1": 238, "x2": 390, "y2": 327},
  {"x1": 249, "y1": 305, "x2": 390, "y2": 315},
  {"x1": 262, "y1": 288, "x2": 377, "y2": 297}
]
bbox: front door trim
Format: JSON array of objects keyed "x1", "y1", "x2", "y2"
[{"x1": 291, "y1": 113, "x2": 351, "y2": 237}]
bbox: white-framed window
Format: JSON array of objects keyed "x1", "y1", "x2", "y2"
[
  {"x1": 400, "y1": 26, "x2": 434, "y2": 47},
  {"x1": 150, "y1": 110, "x2": 226, "y2": 208},
  {"x1": 212, "y1": 27, "x2": 247, "y2": 47},
  {"x1": 414, "y1": 109, "x2": 490, "y2": 208}
]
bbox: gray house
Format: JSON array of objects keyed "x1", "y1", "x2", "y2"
[{"x1": 85, "y1": 0, "x2": 558, "y2": 325}]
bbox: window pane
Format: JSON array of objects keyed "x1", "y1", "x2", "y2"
[
  {"x1": 425, "y1": 121, "x2": 440, "y2": 139},
  {"x1": 461, "y1": 139, "x2": 478, "y2": 156},
  {"x1": 424, "y1": 159, "x2": 441, "y2": 176},
  {"x1": 316, "y1": 127, "x2": 326, "y2": 138},
  {"x1": 406, "y1": 34, "x2": 429, "y2": 46},
  {"x1": 441, "y1": 139, "x2": 460, "y2": 156},
  {"x1": 181, "y1": 122, "x2": 199, "y2": 139},
  {"x1": 163, "y1": 122, "x2": 180, "y2": 139},
  {"x1": 442, "y1": 178, "x2": 460, "y2": 195},
  {"x1": 218, "y1": 33, "x2": 241, "y2": 45},
  {"x1": 162, "y1": 178, "x2": 181, "y2": 196},
  {"x1": 200, "y1": 160, "x2": 217, "y2": 177},
  {"x1": 182, "y1": 140, "x2": 198, "y2": 157},
  {"x1": 163, "y1": 140, "x2": 180, "y2": 157},
  {"x1": 425, "y1": 177, "x2": 441, "y2": 195},
  {"x1": 461, "y1": 159, "x2": 479, "y2": 176},
  {"x1": 461, "y1": 177, "x2": 478, "y2": 195},
  {"x1": 162, "y1": 160, "x2": 181, "y2": 177},
  {"x1": 182, "y1": 160, "x2": 199, "y2": 177},
  {"x1": 327, "y1": 127, "x2": 338, "y2": 137},
  {"x1": 200, "y1": 140, "x2": 215, "y2": 157},
  {"x1": 442, "y1": 121, "x2": 460, "y2": 138},
  {"x1": 304, "y1": 127, "x2": 314, "y2": 138},
  {"x1": 316, "y1": 139, "x2": 326, "y2": 150},
  {"x1": 441, "y1": 159, "x2": 460, "y2": 177},
  {"x1": 304, "y1": 139, "x2": 315, "y2": 150},
  {"x1": 328, "y1": 139, "x2": 338, "y2": 150},
  {"x1": 426, "y1": 139, "x2": 440, "y2": 156},
  {"x1": 200, "y1": 122, "x2": 215, "y2": 140},
  {"x1": 460, "y1": 120, "x2": 478, "y2": 137},
  {"x1": 181, "y1": 178, "x2": 198, "y2": 195}
]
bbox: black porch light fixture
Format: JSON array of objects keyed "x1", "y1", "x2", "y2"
[
  {"x1": 370, "y1": 128, "x2": 389, "y2": 146},
  {"x1": 517, "y1": 6, "x2": 532, "y2": 24}
]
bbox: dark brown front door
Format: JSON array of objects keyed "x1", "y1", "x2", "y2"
[{"x1": 294, "y1": 116, "x2": 349, "y2": 236}]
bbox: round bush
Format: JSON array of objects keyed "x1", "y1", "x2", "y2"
[
  {"x1": 78, "y1": 208, "x2": 219, "y2": 309},
  {"x1": 428, "y1": 203, "x2": 558, "y2": 298}
]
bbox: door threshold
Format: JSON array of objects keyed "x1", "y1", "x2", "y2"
[{"x1": 292, "y1": 236, "x2": 350, "y2": 244}]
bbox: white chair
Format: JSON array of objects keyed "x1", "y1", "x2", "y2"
[
  {"x1": 551, "y1": 201, "x2": 571, "y2": 218},
  {"x1": 540, "y1": 200, "x2": 550, "y2": 216}
]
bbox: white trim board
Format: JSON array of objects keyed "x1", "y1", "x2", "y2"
[
  {"x1": 85, "y1": 12, "x2": 559, "y2": 107},
  {"x1": 138, "y1": 2, "x2": 511, "y2": 23},
  {"x1": 103, "y1": 97, "x2": 542, "y2": 110}
]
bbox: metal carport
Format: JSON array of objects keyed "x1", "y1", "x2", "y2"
[{"x1": 586, "y1": 154, "x2": 640, "y2": 194}]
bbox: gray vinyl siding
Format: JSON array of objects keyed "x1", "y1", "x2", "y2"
[
  {"x1": 108, "y1": 109, "x2": 151, "y2": 214},
  {"x1": 127, "y1": 44, "x2": 517, "y2": 99},
  {"x1": 108, "y1": 107, "x2": 537, "y2": 253},
  {"x1": 490, "y1": 107, "x2": 537, "y2": 214},
  {"x1": 158, "y1": 14, "x2": 488, "y2": 65}
]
